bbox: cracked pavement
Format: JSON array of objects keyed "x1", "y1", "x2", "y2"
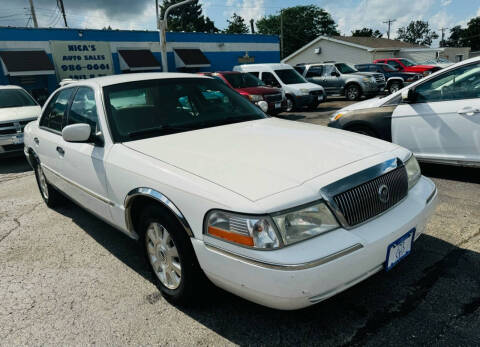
[{"x1": 1, "y1": 102, "x2": 480, "y2": 346}]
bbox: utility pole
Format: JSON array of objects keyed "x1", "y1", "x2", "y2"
[
  {"x1": 280, "y1": 9, "x2": 284, "y2": 59},
  {"x1": 440, "y1": 27, "x2": 448, "y2": 46},
  {"x1": 250, "y1": 19, "x2": 255, "y2": 34},
  {"x1": 383, "y1": 19, "x2": 396, "y2": 39},
  {"x1": 57, "y1": 0, "x2": 68, "y2": 27},
  {"x1": 159, "y1": 0, "x2": 194, "y2": 72},
  {"x1": 155, "y1": 0, "x2": 160, "y2": 29},
  {"x1": 28, "y1": 0, "x2": 38, "y2": 28}
]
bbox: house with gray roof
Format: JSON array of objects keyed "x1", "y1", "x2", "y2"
[{"x1": 281, "y1": 36, "x2": 443, "y2": 66}]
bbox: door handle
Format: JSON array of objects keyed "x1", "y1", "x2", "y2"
[
  {"x1": 56, "y1": 146, "x2": 65, "y2": 156},
  {"x1": 457, "y1": 107, "x2": 480, "y2": 116},
  {"x1": 33, "y1": 137, "x2": 39, "y2": 145}
]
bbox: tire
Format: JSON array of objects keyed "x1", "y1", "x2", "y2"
[
  {"x1": 388, "y1": 81, "x2": 402, "y2": 94},
  {"x1": 348, "y1": 126, "x2": 377, "y2": 138},
  {"x1": 286, "y1": 95, "x2": 295, "y2": 112},
  {"x1": 345, "y1": 84, "x2": 361, "y2": 101},
  {"x1": 140, "y1": 204, "x2": 202, "y2": 306},
  {"x1": 33, "y1": 156, "x2": 63, "y2": 208}
]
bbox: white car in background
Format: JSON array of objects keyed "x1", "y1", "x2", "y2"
[
  {"x1": 24, "y1": 73, "x2": 436, "y2": 310},
  {"x1": 0, "y1": 85, "x2": 41, "y2": 157},
  {"x1": 329, "y1": 56, "x2": 480, "y2": 168},
  {"x1": 234, "y1": 63, "x2": 326, "y2": 112}
]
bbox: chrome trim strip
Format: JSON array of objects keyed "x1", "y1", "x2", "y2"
[
  {"x1": 204, "y1": 242, "x2": 363, "y2": 271},
  {"x1": 124, "y1": 188, "x2": 194, "y2": 237},
  {"x1": 416, "y1": 156, "x2": 480, "y2": 168},
  {"x1": 320, "y1": 157, "x2": 404, "y2": 229},
  {"x1": 426, "y1": 187, "x2": 437, "y2": 205},
  {"x1": 41, "y1": 164, "x2": 115, "y2": 206},
  {"x1": 309, "y1": 264, "x2": 384, "y2": 303}
]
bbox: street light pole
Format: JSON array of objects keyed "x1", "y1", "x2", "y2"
[{"x1": 158, "y1": 0, "x2": 194, "y2": 72}]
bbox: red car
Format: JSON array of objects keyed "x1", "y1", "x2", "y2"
[
  {"x1": 373, "y1": 58, "x2": 441, "y2": 76},
  {"x1": 201, "y1": 71, "x2": 287, "y2": 115}
]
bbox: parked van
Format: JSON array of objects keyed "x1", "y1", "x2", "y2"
[{"x1": 234, "y1": 63, "x2": 326, "y2": 111}]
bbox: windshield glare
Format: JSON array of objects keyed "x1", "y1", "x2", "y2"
[
  {"x1": 399, "y1": 59, "x2": 416, "y2": 67},
  {"x1": 335, "y1": 63, "x2": 357, "y2": 74},
  {"x1": 103, "y1": 78, "x2": 266, "y2": 142},
  {"x1": 223, "y1": 73, "x2": 265, "y2": 88},
  {"x1": 274, "y1": 69, "x2": 306, "y2": 84},
  {"x1": 0, "y1": 89, "x2": 37, "y2": 108}
]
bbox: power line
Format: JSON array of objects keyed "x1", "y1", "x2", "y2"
[
  {"x1": 383, "y1": 19, "x2": 396, "y2": 39},
  {"x1": 28, "y1": 0, "x2": 38, "y2": 28},
  {"x1": 57, "y1": 0, "x2": 68, "y2": 27}
]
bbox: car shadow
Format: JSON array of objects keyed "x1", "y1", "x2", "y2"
[
  {"x1": 52, "y1": 199, "x2": 480, "y2": 345},
  {"x1": 420, "y1": 162, "x2": 480, "y2": 184},
  {"x1": 276, "y1": 113, "x2": 306, "y2": 121},
  {"x1": 0, "y1": 156, "x2": 32, "y2": 174}
]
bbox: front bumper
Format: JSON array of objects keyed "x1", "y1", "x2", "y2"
[
  {"x1": 294, "y1": 93, "x2": 325, "y2": 107},
  {"x1": 364, "y1": 82, "x2": 386, "y2": 94},
  {"x1": 193, "y1": 176, "x2": 437, "y2": 310},
  {"x1": 266, "y1": 99, "x2": 288, "y2": 114},
  {"x1": 0, "y1": 133, "x2": 24, "y2": 157}
]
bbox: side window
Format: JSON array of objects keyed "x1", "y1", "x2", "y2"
[
  {"x1": 248, "y1": 72, "x2": 259, "y2": 78},
  {"x1": 294, "y1": 66, "x2": 305, "y2": 75},
  {"x1": 322, "y1": 65, "x2": 335, "y2": 76},
  {"x1": 414, "y1": 62, "x2": 480, "y2": 103},
  {"x1": 40, "y1": 88, "x2": 74, "y2": 132},
  {"x1": 68, "y1": 87, "x2": 98, "y2": 131},
  {"x1": 388, "y1": 61, "x2": 401, "y2": 70},
  {"x1": 261, "y1": 72, "x2": 281, "y2": 87},
  {"x1": 369, "y1": 65, "x2": 378, "y2": 72},
  {"x1": 306, "y1": 66, "x2": 323, "y2": 77}
]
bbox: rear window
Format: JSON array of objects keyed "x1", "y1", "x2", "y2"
[{"x1": 0, "y1": 89, "x2": 37, "y2": 108}]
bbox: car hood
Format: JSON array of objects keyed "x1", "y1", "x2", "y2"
[
  {"x1": 235, "y1": 86, "x2": 281, "y2": 95},
  {"x1": 123, "y1": 118, "x2": 398, "y2": 201},
  {"x1": 337, "y1": 97, "x2": 385, "y2": 113},
  {"x1": 0, "y1": 105, "x2": 41, "y2": 122},
  {"x1": 286, "y1": 82, "x2": 324, "y2": 92}
]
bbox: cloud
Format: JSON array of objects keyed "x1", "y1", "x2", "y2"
[
  {"x1": 441, "y1": 0, "x2": 452, "y2": 6},
  {"x1": 223, "y1": 0, "x2": 266, "y2": 23}
]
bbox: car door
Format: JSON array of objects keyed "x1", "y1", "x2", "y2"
[
  {"x1": 321, "y1": 65, "x2": 341, "y2": 94},
  {"x1": 260, "y1": 72, "x2": 282, "y2": 88},
  {"x1": 36, "y1": 88, "x2": 75, "y2": 191},
  {"x1": 59, "y1": 86, "x2": 111, "y2": 220},
  {"x1": 305, "y1": 65, "x2": 324, "y2": 86},
  {"x1": 392, "y1": 61, "x2": 480, "y2": 164}
]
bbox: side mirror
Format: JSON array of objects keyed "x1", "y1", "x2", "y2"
[
  {"x1": 401, "y1": 88, "x2": 416, "y2": 103},
  {"x1": 331, "y1": 71, "x2": 339, "y2": 77},
  {"x1": 62, "y1": 123, "x2": 91, "y2": 143}
]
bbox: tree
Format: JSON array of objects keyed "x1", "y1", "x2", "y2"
[
  {"x1": 256, "y1": 5, "x2": 339, "y2": 58},
  {"x1": 461, "y1": 17, "x2": 480, "y2": 51},
  {"x1": 442, "y1": 25, "x2": 463, "y2": 47},
  {"x1": 396, "y1": 20, "x2": 439, "y2": 46},
  {"x1": 351, "y1": 28, "x2": 382, "y2": 38},
  {"x1": 224, "y1": 13, "x2": 249, "y2": 34},
  {"x1": 160, "y1": 0, "x2": 218, "y2": 33}
]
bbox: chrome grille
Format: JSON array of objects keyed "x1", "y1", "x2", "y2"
[
  {"x1": 264, "y1": 93, "x2": 283, "y2": 103},
  {"x1": 309, "y1": 90, "x2": 324, "y2": 96},
  {"x1": 0, "y1": 119, "x2": 35, "y2": 136},
  {"x1": 333, "y1": 166, "x2": 408, "y2": 227},
  {"x1": 374, "y1": 73, "x2": 386, "y2": 83}
]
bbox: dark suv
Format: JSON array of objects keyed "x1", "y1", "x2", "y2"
[{"x1": 355, "y1": 63, "x2": 422, "y2": 94}]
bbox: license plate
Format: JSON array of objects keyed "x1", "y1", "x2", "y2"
[
  {"x1": 12, "y1": 134, "x2": 24, "y2": 144},
  {"x1": 317, "y1": 95, "x2": 323, "y2": 101},
  {"x1": 275, "y1": 102, "x2": 281, "y2": 109},
  {"x1": 385, "y1": 228, "x2": 415, "y2": 271}
]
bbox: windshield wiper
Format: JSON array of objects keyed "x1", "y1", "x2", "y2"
[{"x1": 127, "y1": 125, "x2": 194, "y2": 139}]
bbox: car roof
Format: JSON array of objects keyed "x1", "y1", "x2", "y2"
[
  {"x1": 0, "y1": 85, "x2": 25, "y2": 90},
  {"x1": 236, "y1": 63, "x2": 293, "y2": 70},
  {"x1": 72, "y1": 72, "x2": 210, "y2": 88}
]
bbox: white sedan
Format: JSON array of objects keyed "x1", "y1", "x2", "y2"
[{"x1": 24, "y1": 73, "x2": 437, "y2": 310}]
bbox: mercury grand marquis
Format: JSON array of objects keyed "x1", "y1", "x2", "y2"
[{"x1": 24, "y1": 73, "x2": 437, "y2": 310}]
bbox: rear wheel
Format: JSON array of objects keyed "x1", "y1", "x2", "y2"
[
  {"x1": 140, "y1": 205, "x2": 203, "y2": 306},
  {"x1": 345, "y1": 84, "x2": 361, "y2": 101},
  {"x1": 286, "y1": 95, "x2": 295, "y2": 112}
]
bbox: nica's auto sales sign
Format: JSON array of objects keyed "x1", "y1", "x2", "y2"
[{"x1": 50, "y1": 41, "x2": 114, "y2": 80}]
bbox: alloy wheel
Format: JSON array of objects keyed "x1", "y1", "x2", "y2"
[{"x1": 146, "y1": 222, "x2": 182, "y2": 290}]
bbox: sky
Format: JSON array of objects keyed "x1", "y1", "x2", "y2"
[{"x1": 1, "y1": 0, "x2": 479, "y2": 47}]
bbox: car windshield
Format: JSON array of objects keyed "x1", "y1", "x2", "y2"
[
  {"x1": 399, "y1": 59, "x2": 416, "y2": 67},
  {"x1": 382, "y1": 64, "x2": 396, "y2": 72},
  {"x1": 103, "y1": 78, "x2": 266, "y2": 142},
  {"x1": 222, "y1": 73, "x2": 265, "y2": 88},
  {"x1": 274, "y1": 69, "x2": 306, "y2": 84},
  {"x1": 0, "y1": 89, "x2": 37, "y2": 108},
  {"x1": 335, "y1": 63, "x2": 357, "y2": 74}
]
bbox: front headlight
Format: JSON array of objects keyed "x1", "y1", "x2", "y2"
[
  {"x1": 405, "y1": 154, "x2": 421, "y2": 189},
  {"x1": 299, "y1": 88, "x2": 309, "y2": 95},
  {"x1": 423, "y1": 70, "x2": 432, "y2": 76},
  {"x1": 249, "y1": 94, "x2": 263, "y2": 102},
  {"x1": 205, "y1": 210, "x2": 280, "y2": 249},
  {"x1": 330, "y1": 110, "x2": 347, "y2": 121},
  {"x1": 272, "y1": 201, "x2": 339, "y2": 245}
]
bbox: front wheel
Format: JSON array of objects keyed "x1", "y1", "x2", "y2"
[
  {"x1": 345, "y1": 85, "x2": 361, "y2": 101},
  {"x1": 140, "y1": 205, "x2": 203, "y2": 306},
  {"x1": 388, "y1": 82, "x2": 402, "y2": 94},
  {"x1": 285, "y1": 95, "x2": 295, "y2": 112}
]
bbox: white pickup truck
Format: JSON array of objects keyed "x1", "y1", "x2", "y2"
[
  {"x1": 24, "y1": 73, "x2": 437, "y2": 310},
  {"x1": 0, "y1": 85, "x2": 41, "y2": 157}
]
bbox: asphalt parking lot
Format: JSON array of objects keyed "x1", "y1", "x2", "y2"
[{"x1": 1, "y1": 98, "x2": 480, "y2": 346}]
